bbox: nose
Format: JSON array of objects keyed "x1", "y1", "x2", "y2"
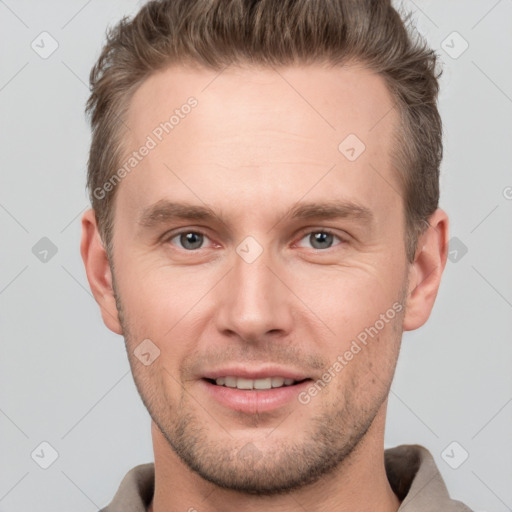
[{"x1": 214, "y1": 245, "x2": 295, "y2": 343}]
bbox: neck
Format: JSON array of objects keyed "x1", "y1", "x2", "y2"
[{"x1": 148, "y1": 406, "x2": 400, "y2": 512}]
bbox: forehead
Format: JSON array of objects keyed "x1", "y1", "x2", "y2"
[
  {"x1": 126, "y1": 62, "x2": 397, "y2": 149},
  {"x1": 118, "y1": 62, "x2": 401, "y2": 223}
]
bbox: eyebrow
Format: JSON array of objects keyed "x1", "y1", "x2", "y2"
[{"x1": 137, "y1": 198, "x2": 374, "y2": 230}]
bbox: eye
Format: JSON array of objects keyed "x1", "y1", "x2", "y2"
[
  {"x1": 164, "y1": 229, "x2": 344, "y2": 252},
  {"x1": 296, "y1": 230, "x2": 344, "y2": 250},
  {"x1": 167, "y1": 231, "x2": 212, "y2": 250}
]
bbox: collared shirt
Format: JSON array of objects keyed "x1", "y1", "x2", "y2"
[{"x1": 100, "y1": 444, "x2": 473, "y2": 511}]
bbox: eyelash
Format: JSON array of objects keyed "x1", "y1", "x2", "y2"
[{"x1": 163, "y1": 228, "x2": 346, "y2": 251}]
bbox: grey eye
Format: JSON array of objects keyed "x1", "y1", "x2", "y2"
[
  {"x1": 309, "y1": 232, "x2": 335, "y2": 249},
  {"x1": 296, "y1": 231, "x2": 341, "y2": 250},
  {"x1": 173, "y1": 232, "x2": 205, "y2": 250}
]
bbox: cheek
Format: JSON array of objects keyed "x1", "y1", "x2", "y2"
[
  {"x1": 290, "y1": 265, "x2": 405, "y2": 392},
  {"x1": 116, "y1": 262, "x2": 202, "y2": 331},
  {"x1": 315, "y1": 320, "x2": 402, "y2": 413},
  {"x1": 292, "y1": 263, "x2": 404, "y2": 337}
]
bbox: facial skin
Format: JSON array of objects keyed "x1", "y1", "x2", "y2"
[{"x1": 81, "y1": 62, "x2": 448, "y2": 512}]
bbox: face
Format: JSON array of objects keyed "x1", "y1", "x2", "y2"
[{"x1": 95, "y1": 63, "x2": 414, "y2": 493}]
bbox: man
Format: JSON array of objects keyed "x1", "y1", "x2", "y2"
[{"x1": 80, "y1": 0, "x2": 472, "y2": 510}]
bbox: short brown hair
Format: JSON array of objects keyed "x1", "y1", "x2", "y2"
[{"x1": 86, "y1": 0, "x2": 443, "y2": 262}]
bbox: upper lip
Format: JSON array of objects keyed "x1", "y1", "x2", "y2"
[{"x1": 201, "y1": 366, "x2": 311, "y2": 381}]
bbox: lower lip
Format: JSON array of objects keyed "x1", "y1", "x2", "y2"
[{"x1": 200, "y1": 379, "x2": 312, "y2": 414}]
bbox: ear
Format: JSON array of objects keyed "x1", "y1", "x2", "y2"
[
  {"x1": 403, "y1": 208, "x2": 449, "y2": 331},
  {"x1": 80, "y1": 209, "x2": 123, "y2": 335}
]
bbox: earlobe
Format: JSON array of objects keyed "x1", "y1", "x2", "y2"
[
  {"x1": 80, "y1": 209, "x2": 123, "y2": 335},
  {"x1": 402, "y1": 208, "x2": 449, "y2": 331}
]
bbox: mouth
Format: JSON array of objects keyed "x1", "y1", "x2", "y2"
[
  {"x1": 200, "y1": 373, "x2": 313, "y2": 414},
  {"x1": 204, "y1": 376, "x2": 310, "y2": 390}
]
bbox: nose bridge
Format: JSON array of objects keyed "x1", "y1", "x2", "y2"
[{"x1": 215, "y1": 241, "x2": 293, "y2": 341}]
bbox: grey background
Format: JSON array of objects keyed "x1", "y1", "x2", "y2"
[{"x1": 1, "y1": 0, "x2": 511, "y2": 510}]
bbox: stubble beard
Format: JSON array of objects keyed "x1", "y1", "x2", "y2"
[{"x1": 111, "y1": 266, "x2": 406, "y2": 496}]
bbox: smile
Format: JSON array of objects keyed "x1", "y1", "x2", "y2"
[{"x1": 209, "y1": 376, "x2": 306, "y2": 390}]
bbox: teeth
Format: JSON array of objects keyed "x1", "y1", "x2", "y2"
[
  {"x1": 214, "y1": 376, "x2": 298, "y2": 389},
  {"x1": 271, "y1": 377, "x2": 284, "y2": 387},
  {"x1": 224, "y1": 376, "x2": 237, "y2": 388},
  {"x1": 237, "y1": 378, "x2": 253, "y2": 390},
  {"x1": 254, "y1": 378, "x2": 272, "y2": 390}
]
